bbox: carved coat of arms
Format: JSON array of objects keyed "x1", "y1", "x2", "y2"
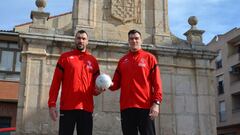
[{"x1": 111, "y1": 0, "x2": 141, "y2": 23}]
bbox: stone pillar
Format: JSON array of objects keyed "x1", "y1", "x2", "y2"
[
  {"x1": 194, "y1": 59, "x2": 217, "y2": 135},
  {"x1": 17, "y1": 36, "x2": 51, "y2": 135},
  {"x1": 16, "y1": 33, "x2": 74, "y2": 135},
  {"x1": 184, "y1": 16, "x2": 205, "y2": 47},
  {"x1": 72, "y1": 0, "x2": 96, "y2": 35},
  {"x1": 16, "y1": 1, "x2": 72, "y2": 134},
  {"x1": 153, "y1": 0, "x2": 172, "y2": 45},
  {"x1": 29, "y1": 0, "x2": 50, "y2": 34}
]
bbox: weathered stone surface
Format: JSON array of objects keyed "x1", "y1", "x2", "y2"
[
  {"x1": 159, "y1": 114, "x2": 176, "y2": 135},
  {"x1": 198, "y1": 96, "x2": 210, "y2": 114},
  {"x1": 175, "y1": 75, "x2": 192, "y2": 95},
  {"x1": 161, "y1": 74, "x2": 173, "y2": 94},
  {"x1": 93, "y1": 112, "x2": 121, "y2": 135},
  {"x1": 175, "y1": 95, "x2": 197, "y2": 114},
  {"x1": 176, "y1": 115, "x2": 198, "y2": 135},
  {"x1": 17, "y1": 33, "x2": 217, "y2": 135},
  {"x1": 160, "y1": 94, "x2": 173, "y2": 114}
]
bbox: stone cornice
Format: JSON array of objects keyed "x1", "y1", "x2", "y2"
[
  {"x1": 19, "y1": 33, "x2": 217, "y2": 60},
  {"x1": 19, "y1": 32, "x2": 74, "y2": 43},
  {"x1": 149, "y1": 46, "x2": 217, "y2": 60}
]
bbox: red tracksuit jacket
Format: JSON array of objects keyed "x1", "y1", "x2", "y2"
[
  {"x1": 48, "y1": 49, "x2": 100, "y2": 112},
  {"x1": 109, "y1": 49, "x2": 163, "y2": 110}
]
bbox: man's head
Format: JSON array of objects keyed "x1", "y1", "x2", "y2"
[
  {"x1": 75, "y1": 30, "x2": 88, "y2": 52},
  {"x1": 128, "y1": 29, "x2": 142, "y2": 52}
]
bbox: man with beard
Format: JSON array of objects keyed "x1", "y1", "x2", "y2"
[{"x1": 48, "y1": 30, "x2": 102, "y2": 135}]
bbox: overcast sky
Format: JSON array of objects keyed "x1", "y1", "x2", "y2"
[{"x1": 0, "y1": 0, "x2": 239, "y2": 44}]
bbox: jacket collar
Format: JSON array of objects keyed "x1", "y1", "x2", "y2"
[
  {"x1": 129, "y1": 49, "x2": 143, "y2": 55},
  {"x1": 73, "y1": 49, "x2": 89, "y2": 55}
]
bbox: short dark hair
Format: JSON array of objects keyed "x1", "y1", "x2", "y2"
[
  {"x1": 128, "y1": 29, "x2": 141, "y2": 37},
  {"x1": 76, "y1": 30, "x2": 88, "y2": 37}
]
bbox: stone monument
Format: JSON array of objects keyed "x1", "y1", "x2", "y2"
[{"x1": 16, "y1": 0, "x2": 217, "y2": 134}]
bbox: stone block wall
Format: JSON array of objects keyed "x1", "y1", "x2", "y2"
[{"x1": 16, "y1": 33, "x2": 216, "y2": 135}]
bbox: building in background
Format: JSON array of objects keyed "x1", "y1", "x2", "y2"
[
  {"x1": 208, "y1": 27, "x2": 240, "y2": 135},
  {"x1": 0, "y1": 30, "x2": 20, "y2": 131}
]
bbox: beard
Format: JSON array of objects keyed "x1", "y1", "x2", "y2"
[{"x1": 76, "y1": 44, "x2": 85, "y2": 51}]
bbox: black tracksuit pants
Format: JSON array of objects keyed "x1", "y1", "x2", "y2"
[
  {"x1": 121, "y1": 108, "x2": 156, "y2": 135},
  {"x1": 59, "y1": 110, "x2": 93, "y2": 135}
]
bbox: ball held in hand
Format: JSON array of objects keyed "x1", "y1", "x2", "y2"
[{"x1": 96, "y1": 74, "x2": 112, "y2": 89}]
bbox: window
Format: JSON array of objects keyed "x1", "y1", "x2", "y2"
[
  {"x1": 0, "y1": 41, "x2": 21, "y2": 81},
  {"x1": 219, "y1": 101, "x2": 226, "y2": 122},
  {"x1": 216, "y1": 50, "x2": 222, "y2": 69},
  {"x1": 218, "y1": 81, "x2": 224, "y2": 95},
  {"x1": 0, "y1": 51, "x2": 14, "y2": 71},
  {"x1": 0, "y1": 117, "x2": 11, "y2": 135},
  {"x1": 15, "y1": 52, "x2": 21, "y2": 72},
  {"x1": 0, "y1": 42, "x2": 8, "y2": 48},
  {"x1": 216, "y1": 60, "x2": 222, "y2": 69},
  {"x1": 217, "y1": 75, "x2": 224, "y2": 95}
]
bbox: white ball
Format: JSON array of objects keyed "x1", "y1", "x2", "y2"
[{"x1": 96, "y1": 74, "x2": 112, "y2": 89}]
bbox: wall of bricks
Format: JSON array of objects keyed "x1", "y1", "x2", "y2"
[{"x1": 0, "y1": 81, "x2": 19, "y2": 101}]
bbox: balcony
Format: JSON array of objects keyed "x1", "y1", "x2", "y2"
[
  {"x1": 230, "y1": 81, "x2": 240, "y2": 94},
  {"x1": 232, "y1": 92, "x2": 240, "y2": 112},
  {"x1": 228, "y1": 35, "x2": 240, "y2": 60},
  {"x1": 230, "y1": 63, "x2": 240, "y2": 73},
  {"x1": 229, "y1": 63, "x2": 240, "y2": 84},
  {"x1": 231, "y1": 92, "x2": 240, "y2": 124},
  {"x1": 228, "y1": 53, "x2": 240, "y2": 67}
]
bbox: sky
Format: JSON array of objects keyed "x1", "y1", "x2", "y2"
[{"x1": 0, "y1": 0, "x2": 239, "y2": 44}]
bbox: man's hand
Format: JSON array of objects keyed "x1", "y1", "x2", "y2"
[
  {"x1": 149, "y1": 103, "x2": 160, "y2": 120},
  {"x1": 95, "y1": 87, "x2": 106, "y2": 95},
  {"x1": 95, "y1": 81, "x2": 114, "y2": 94},
  {"x1": 108, "y1": 82, "x2": 114, "y2": 90},
  {"x1": 49, "y1": 107, "x2": 58, "y2": 121}
]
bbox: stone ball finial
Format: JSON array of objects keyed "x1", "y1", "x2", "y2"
[
  {"x1": 188, "y1": 16, "x2": 198, "y2": 26},
  {"x1": 35, "y1": 0, "x2": 46, "y2": 11}
]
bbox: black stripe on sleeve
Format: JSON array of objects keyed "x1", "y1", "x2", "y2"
[
  {"x1": 94, "y1": 70, "x2": 100, "y2": 77},
  {"x1": 57, "y1": 63, "x2": 64, "y2": 73},
  {"x1": 116, "y1": 69, "x2": 121, "y2": 76},
  {"x1": 150, "y1": 64, "x2": 157, "y2": 74}
]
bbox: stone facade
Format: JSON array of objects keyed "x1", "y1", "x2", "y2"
[
  {"x1": 16, "y1": 0, "x2": 217, "y2": 135},
  {"x1": 72, "y1": 0, "x2": 171, "y2": 45}
]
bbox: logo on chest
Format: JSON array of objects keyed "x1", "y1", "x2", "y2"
[
  {"x1": 138, "y1": 58, "x2": 146, "y2": 67},
  {"x1": 123, "y1": 58, "x2": 129, "y2": 64},
  {"x1": 86, "y1": 61, "x2": 93, "y2": 70}
]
